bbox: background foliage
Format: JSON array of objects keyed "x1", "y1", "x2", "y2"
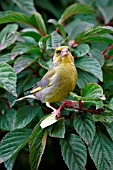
[{"x1": 0, "y1": 0, "x2": 113, "y2": 170}]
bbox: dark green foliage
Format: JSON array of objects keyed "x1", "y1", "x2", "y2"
[{"x1": 0, "y1": 1, "x2": 113, "y2": 170}]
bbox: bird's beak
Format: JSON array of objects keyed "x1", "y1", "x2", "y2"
[{"x1": 61, "y1": 48, "x2": 69, "y2": 57}]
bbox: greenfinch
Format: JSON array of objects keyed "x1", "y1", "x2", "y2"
[{"x1": 17, "y1": 46, "x2": 77, "y2": 117}]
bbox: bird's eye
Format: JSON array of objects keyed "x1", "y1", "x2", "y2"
[{"x1": 56, "y1": 50, "x2": 61, "y2": 54}]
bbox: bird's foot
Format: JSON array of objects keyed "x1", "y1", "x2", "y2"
[{"x1": 51, "y1": 109, "x2": 61, "y2": 119}]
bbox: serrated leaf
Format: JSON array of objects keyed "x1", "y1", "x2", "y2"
[
  {"x1": 88, "y1": 131, "x2": 113, "y2": 170},
  {"x1": 108, "y1": 98, "x2": 113, "y2": 110},
  {"x1": 14, "y1": 104, "x2": 40, "y2": 129},
  {"x1": 12, "y1": 0, "x2": 36, "y2": 15},
  {"x1": 92, "y1": 112, "x2": 113, "y2": 123},
  {"x1": 0, "y1": 109, "x2": 16, "y2": 131},
  {"x1": 0, "y1": 53, "x2": 11, "y2": 64},
  {"x1": 73, "y1": 113, "x2": 95, "y2": 145},
  {"x1": 105, "y1": 122, "x2": 113, "y2": 141},
  {"x1": 0, "y1": 11, "x2": 46, "y2": 34},
  {"x1": 0, "y1": 128, "x2": 32, "y2": 162},
  {"x1": 60, "y1": 3, "x2": 94, "y2": 24},
  {"x1": 29, "y1": 119, "x2": 48, "y2": 170},
  {"x1": 90, "y1": 49, "x2": 105, "y2": 67},
  {"x1": 0, "y1": 63, "x2": 17, "y2": 96},
  {"x1": 81, "y1": 83, "x2": 104, "y2": 99},
  {"x1": 13, "y1": 55, "x2": 40, "y2": 74},
  {"x1": 49, "y1": 118, "x2": 65, "y2": 138},
  {"x1": 11, "y1": 42, "x2": 41, "y2": 59},
  {"x1": 74, "y1": 26, "x2": 113, "y2": 43},
  {"x1": 97, "y1": 4, "x2": 113, "y2": 24},
  {"x1": 60, "y1": 134, "x2": 87, "y2": 170},
  {"x1": 38, "y1": 58, "x2": 52, "y2": 70},
  {"x1": 75, "y1": 44, "x2": 90, "y2": 57},
  {"x1": 46, "y1": 31, "x2": 64, "y2": 49},
  {"x1": 77, "y1": 68, "x2": 98, "y2": 88},
  {"x1": 4, "y1": 153, "x2": 18, "y2": 170},
  {"x1": 75, "y1": 56, "x2": 103, "y2": 81}
]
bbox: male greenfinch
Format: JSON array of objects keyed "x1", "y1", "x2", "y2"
[{"x1": 17, "y1": 46, "x2": 77, "y2": 117}]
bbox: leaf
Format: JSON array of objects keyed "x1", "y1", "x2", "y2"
[
  {"x1": 92, "y1": 112, "x2": 113, "y2": 123},
  {"x1": 74, "y1": 26, "x2": 113, "y2": 43},
  {"x1": 11, "y1": 42, "x2": 41, "y2": 59},
  {"x1": 0, "y1": 53, "x2": 11, "y2": 64},
  {"x1": 0, "y1": 109, "x2": 17, "y2": 131},
  {"x1": 49, "y1": 118, "x2": 65, "y2": 138},
  {"x1": 46, "y1": 31, "x2": 64, "y2": 49},
  {"x1": 70, "y1": 83, "x2": 105, "y2": 109},
  {"x1": 0, "y1": 23, "x2": 18, "y2": 41},
  {"x1": 75, "y1": 56, "x2": 103, "y2": 81},
  {"x1": 14, "y1": 104, "x2": 41, "y2": 129},
  {"x1": 97, "y1": 4, "x2": 113, "y2": 24},
  {"x1": 0, "y1": 11, "x2": 47, "y2": 34},
  {"x1": 13, "y1": 55, "x2": 40, "y2": 74},
  {"x1": 60, "y1": 134, "x2": 87, "y2": 170},
  {"x1": 73, "y1": 113, "x2": 95, "y2": 145},
  {"x1": 75, "y1": 44, "x2": 90, "y2": 57},
  {"x1": 60, "y1": 3, "x2": 94, "y2": 24},
  {"x1": 108, "y1": 98, "x2": 113, "y2": 110},
  {"x1": 4, "y1": 153, "x2": 18, "y2": 170},
  {"x1": 81, "y1": 83, "x2": 104, "y2": 99},
  {"x1": 0, "y1": 63, "x2": 17, "y2": 96},
  {"x1": 12, "y1": 0, "x2": 36, "y2": 15},
  {"x1": 0, "y1": 128, "x2": 32, "y2": 162},
  {"x1": 65, "y1": 21, "x2": 94, "y2": 39},
  {"x1": 38, "y1": 58, "x2": 52, "y2": 70},
  {"x1": 77, "y1": 68, "x2": 98, "y2": 88},
  {"x1": 105, "y1": 122, "x2": 113, "y2": 141},
  {"x1": 29, "y1": 119, "x2": 48, "y2": 170},
  {"x1": 88, "y1": 131, "x2": 113, "y2": 170},
  {"x1": 89, "y1": 49, "x2": 105, "y2": 67}
]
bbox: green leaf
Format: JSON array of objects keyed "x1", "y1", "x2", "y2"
[
  {"x1": 13, "y1": 55, "x2": 40, "y2": 74},
  {"x1": 60, "y1": 3, "x2": 94, "y2": 24},
  {"x1": 29, "y1": 120, "x2": 48, "y2": 170},
  {"x1": 75, "y1": 56, "x2": 103, "y2": 81},
  {"x1": 0, "y1": 53, "x2": 11, "y2": 64},
  {"x1": 77, "y1": 68, "x2": 98, "y2": 88},
  {"x1": 14, "y1": 104, "x2": 40, "y2": 129},
  {"x1": 74, "y1": 26, "x2": 113, "y2": 43},
  {"x1": 49, "y1": 118, "x2": 65, "y2": 138},
  {"x1": 97, "y1": 4, "x2": 113, "y2": 24},
  {"x1": 60, "y1": 134, "x2": 87, "y2": 170},
  {"x1": 0, "y1": 11, "x2": 47, "y2": 34},
  {"x1": 108, "y1": 98, "x2": 113, "y2": 110},
  {"x1": 88, "y1": 131, "x2": 113, "y2": 170},
  {"x1": 81, "y1": 83, "x2": 104, "y2": 99},
  {"x1": 75, "y1": 44, "x2": 90, "y2": 57},
  {"x1": 92, "y1": 112, "x2": 113, "y2": 123},
  {"x1": 105, "y1": 122, "x2": 113, "y2": 141},
  {"x1": 38, "y1": 58, "x2": 52, "y2": 70},
  {"x1": 0, "y1": 128, "x2": 32, "y2": 162},
  {"x1": 46, "y1": 31, "x2": 64, "y2": 49},
  {"x1": 0, "y1": 63, "x2": 17, "y2": 96},
  {"x1": 89, "y1": 49, "x2": 105, "y2": 67},
  {"x1": 73, "y1": 113, "x2": 95, "y2": 145},
  {"x1": 12, "y1": 0, "x2": 36, "y2": 15},
  {"x1": 11, "y1": 42, "x2": 41, "y2": 59},
  {"x1": 0, "y1": 109, "x2": 17, "y2": 131},
  {"x1": 4, "y1": 153, "x2": 18, "y2": 170}
]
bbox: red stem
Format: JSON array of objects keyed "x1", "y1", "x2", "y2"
[{"x1": 102, "y1": 44, "x2": 113, "y2": 55}]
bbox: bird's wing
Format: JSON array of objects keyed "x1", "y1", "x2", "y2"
[{"x1": 30, "y1": 69, "x2": 56, "y2": 94}]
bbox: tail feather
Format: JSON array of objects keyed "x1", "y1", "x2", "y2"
[{"x1": 16, "y1": 95, "x2": 36, "y2": 102}]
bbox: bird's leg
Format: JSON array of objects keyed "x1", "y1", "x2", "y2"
[{"x1": 46, "y1": 102, "x2": 60, "y2": 118}]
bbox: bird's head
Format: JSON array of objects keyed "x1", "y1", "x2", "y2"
[{"x1": 53, "y1": 46, "x2": 74, "y2": 66}]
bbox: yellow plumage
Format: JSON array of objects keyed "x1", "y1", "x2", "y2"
[{"x1": 17, "y1": 46, "x2": 77, "y2": 117}]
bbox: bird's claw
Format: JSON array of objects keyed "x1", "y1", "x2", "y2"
[{"x1": 51, "y1": 109, "x2": 61, "y2": 119}]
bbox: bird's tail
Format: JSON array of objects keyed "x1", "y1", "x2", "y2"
[{"x1": 16, "y1": 94, "x2": 36, "y2": 102}]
